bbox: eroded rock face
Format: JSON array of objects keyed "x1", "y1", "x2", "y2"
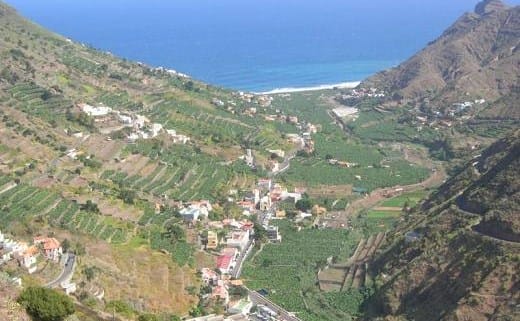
[{"x1": 475, "y1": 0, "x2": 508, "y2": 16}]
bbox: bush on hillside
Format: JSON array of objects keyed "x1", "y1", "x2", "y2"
[{"x1": 17, "y1": 286, "x2": 75, "y2": 321}]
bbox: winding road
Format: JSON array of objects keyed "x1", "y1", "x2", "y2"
[{"x1": 45, "y1": 253, "x2": 76, "y2": 288}]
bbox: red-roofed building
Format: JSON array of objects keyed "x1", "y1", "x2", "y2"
[
  {"x1": 241, "y1": 221, "x2": 254, "y2": 232},
  {"x1": 237, "y1": 201, "x2": 255, "y2": 212},
  {"x1": 216, "y1": 255, "x2": 234, "y2": 274},
  {"x1": 211, "y1": 280, "x2": 230, "y2": 304},
  {"x1": 34, "y1": 237, "x2": 62, "y2": 261}
]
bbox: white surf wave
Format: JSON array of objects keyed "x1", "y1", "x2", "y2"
[{"x1": 257, "y1": 81, "x2": 361, "y2": 95}]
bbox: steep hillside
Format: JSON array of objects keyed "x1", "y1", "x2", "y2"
[
  {"x1": 0, "y1": 1, "x2": 277, "y2": 316},
  {"x1": 366, "y1": 130, "x2": 520, "y2": 321},
  {"x1": 362, "y1": 0, "x2": 520, "y2": 119}
]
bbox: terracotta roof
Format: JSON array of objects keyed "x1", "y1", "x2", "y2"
[
  {"x1": 34, "y1": 237, "x2": 61, "y2": 250},
  {"x1": 24, "y1": 246, "x2": 39, "y2": 257},
  {"x1": 217, "y1": 255, "x2": 233, "y2": 269}
]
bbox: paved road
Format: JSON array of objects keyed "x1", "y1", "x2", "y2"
[
  {"x1": 46, "y1": 253, "x2": 76, "y2": 288},
  {"x1": 231, "y1": 240, "x2": 254, "y2": 279},
  {"x1": 248, "y1": 288, "x2": 303, "y2": 321}
]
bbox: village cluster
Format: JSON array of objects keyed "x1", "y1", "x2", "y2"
[
  {"x1": 177, "y1": 177, "x2": 312, "y2": 321},
  {"x1": 411, "y1": 99, "x2": 487, "y2": 129},
  {"x1": 240, "y1": 119, "x2": 318, "y2": 173},
  {"x1": 79, "y1": 103, "x2": 191, "y2": 144},
  {"x1": 335, "y1": 87, "x2": 386, "y2": 103},
  {"x1": 211, "y1": 92, "x2": 273, "y2": 115}
]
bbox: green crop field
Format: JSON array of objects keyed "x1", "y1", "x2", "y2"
[
  {"x1": 366, "y1": 210, "x2": 401, "y2": 219},
  {"x1": 282, "y1": 158, "x2": 429, "y2": 191},
  {"x1": 242, "y1": 220, "x2": 364, "y2": 321},
  {"x1": 380, "y1": 190, "x2": 428, "y2": 208}
]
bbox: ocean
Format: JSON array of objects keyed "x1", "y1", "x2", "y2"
[{"x1": 3, "y1": 0, "x2": 506, "y2": 92}]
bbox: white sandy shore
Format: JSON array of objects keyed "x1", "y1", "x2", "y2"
[{"x1": 257, "y1": 81, "x2": 361, "y2": 95}]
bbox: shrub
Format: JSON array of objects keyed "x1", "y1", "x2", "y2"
[{"x1": 18, "y1": 286, "x2": 75, "y2": 321}]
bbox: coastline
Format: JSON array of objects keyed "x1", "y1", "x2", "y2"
[{"x1": 256, "y1": 81, "x2": 361, "y2": 95}]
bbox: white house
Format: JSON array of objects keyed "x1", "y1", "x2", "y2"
[
  {"x1": 134, "y1": 115, "x2": 149, "y2": 129},
  {"x1": 151, "y1": 123, "x2": 163, "y2": 137},
  {"x1": 80, "y1": 103, "x2": 112, "y2": 117},
  {"x1": 118, "y1": 114, "x2": 132, "y2": 124},
  {"x1": 226, "y1": 230, "x2": 250, "y2": 251},
  {"x1": 180, "y1": 201, "x2": 212, "y2": 222},
  {"x1": 259, "y1": 195, "x2": 272, "y2": 211},
  {"x1": 15, "y1": 245, "x2": 38, "y2": 274}
]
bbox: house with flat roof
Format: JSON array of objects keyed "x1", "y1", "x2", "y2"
[
  {"x1": 226, "y1": 230, "x2": 250, "y2": 251},
  {"x1": 211, "y1": 280, "x2": 229, "y2": 304},
  {"x1": 266, "y1": 226, "x2": 282, "y2": 243},
  {"x1": 14, "y1": 245, "x2": 39, "y2": 274},
  {"x1": 206, "y1": 231, "x2": 219, "y2": 250}
]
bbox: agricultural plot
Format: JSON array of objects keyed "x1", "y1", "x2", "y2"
[
  {"x1": 313, "y1": 134, "x2": 384, "y2": 165},
  {"x1": 7, "y1": 83, "x2": 73, "y2": 121},
  {"x1": 351, "y1": 118, "x2": 440, "y2": 144},
  {"x1": 103, "y1": 142, "x2": 243, "y2": 202},
  {"x1": 0, "y1": 178, "x2": 130, "y2": 244},
  {"x1": 242, "y1": 220, "x2": 362, "y2": 321},
  {"x1": 282, "y1": 158, "x2": 430, "y2": 192},
  {"x1": 379, "y1": 190, "x2": 428, "y2": 208},
  {"x1": 97, "y1": 91, "x2": 142, "y2": 111},
  {"x1": 147, "y1": 100, "x2": 254, "y2": 145},
  {"x1": 61, "y1": 53, "x2": 105, "y2": 75},
  {"x1": 318, "y1": 232, "x2": 385, "y2": 292}
]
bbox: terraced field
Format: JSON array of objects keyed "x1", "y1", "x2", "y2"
[
  {"x1": 0, "y1": 178, "x2": 130, "y2": 244},
  {"x1": 318, "y1": 232, "x2": 385, "y2": 292},
  {"x1": 7, "y1": 82, "x2": 73, "y2": 121}
]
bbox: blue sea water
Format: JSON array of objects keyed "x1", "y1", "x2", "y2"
[{"x1": 5, "y1": 0, "x2": 517, "y2": 92}]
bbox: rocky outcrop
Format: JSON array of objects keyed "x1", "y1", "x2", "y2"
[{"x1": 475, "y1": 0, "x2": 508, "y2": 15}]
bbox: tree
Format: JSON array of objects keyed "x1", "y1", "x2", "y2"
[
  {"x1": 82, "y1": 266, "x2": 96, "y2": 282},
  {"x1": 18, "y1": 287, "x2": 75, "y2": 321},
  {"x1": 296, "y1": 198, "x2": 313, "y2": 212},
  {"x1": 82, "y1": 200, "x2": 99, "y2": 213},
  {"x1": 61, "y1": 238, "x2": 71, "y2": 253},
  {"x1": 253, "y1": 222, "x2": 267, "y2": 243},
  {"x1": 164, "y1": 224, "x2": 186, "y2": 244},
  {"x1": 261, "y1": 258, "x2": 273, "y2": 267},
  {"x1": 119, "y1": 189, "x2": 137, "y2": 204}
]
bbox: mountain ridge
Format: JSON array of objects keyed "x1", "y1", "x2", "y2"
[
  {"x1": 361, "y1": 0, "x2": 520, "y2": 119},
  {"x1": 366, "y1": 129, "x2": 519, "y2": 321}
]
